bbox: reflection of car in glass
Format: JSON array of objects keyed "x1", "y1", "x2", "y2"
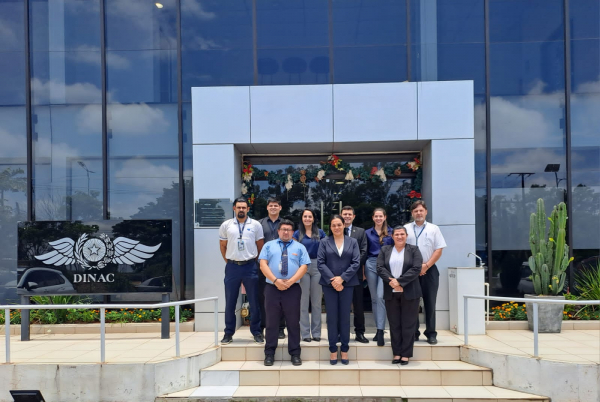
[
  {"x1": 517, "y1": 261, "x2": 534, "y2": 295},
  {"x1": 14, "y1": 268, "x2": 75, "y2": 295},
  {"x1": 135, "y1": 276, "x2": 170, "y2": 292}
]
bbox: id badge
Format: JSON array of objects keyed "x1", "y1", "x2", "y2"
[
  {"x1": 237, "y1": 240, "x2": 245, "y2": 251},
  {"x1": 278, "y1": 261, "x2": 282, "y2": 272}
]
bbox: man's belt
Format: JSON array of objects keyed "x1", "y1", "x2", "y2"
[{"x1": 227, "y1": 259, "x2": 254, "y2": 266}]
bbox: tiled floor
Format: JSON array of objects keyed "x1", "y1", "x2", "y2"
[{"x1": 0, "y1": 326, "x2": 598, "y2": 364}]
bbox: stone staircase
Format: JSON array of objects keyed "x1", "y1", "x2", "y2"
[{"x1": 157, "y1": 330, "x2": 550, "y2": 401}]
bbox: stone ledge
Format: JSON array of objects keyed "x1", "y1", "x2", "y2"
[
  {"x1": 0, "y1": 321, "x2": 195, "y2": 335},
  {"x1": 484, "y1": 320, "x2": 599, "y2": 330}
]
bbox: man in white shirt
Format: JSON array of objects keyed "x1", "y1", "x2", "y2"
[
  {"x1": 219, "y1": 198, "x2": 265, "y2": 345},
  {"x1": 404, "y1": 200, "x2": 447, "y2": 345}
]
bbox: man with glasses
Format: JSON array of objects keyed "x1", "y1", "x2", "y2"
[
  {"x1": 219, "y1": 197, "x2": 265, "y2": 345},
  {"x1": 259, "y1": 198, "x2": 287, "y2": 339},
  {"x1": 259, "y1": 219, "x2": 310, "y2": 366}
]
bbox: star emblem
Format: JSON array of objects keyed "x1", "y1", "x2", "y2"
[{"x1": 88, "y1": 244, "x2": 100, "y2": 255}]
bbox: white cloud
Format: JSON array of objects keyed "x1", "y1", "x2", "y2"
[
  {"x1": 180, "y1": 0, "x2": 217, "y2": 20},
  {"x1": 31, "y1": 78, "x2": 101, "y2": 105},
  {"x1": 0, "y1": 18, "x2": 19, "y2": 50}
]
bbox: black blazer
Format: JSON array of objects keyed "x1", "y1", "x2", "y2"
[
  {"x1": 347, "y1": 226, "x2": 368, "y2": 267},
  {"x1": 317, "y1": 235, "x2": 361, "y2": 287},
  {"x1": 376, "y1": 244, "x2": 423, "y2": 300}
]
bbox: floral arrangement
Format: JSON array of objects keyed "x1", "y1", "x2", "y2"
[{"x1": 241, "y1": 154, "x2": 422, "y2": 194}]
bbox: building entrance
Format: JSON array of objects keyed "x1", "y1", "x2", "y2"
[{"x1": 244, "y1": 153, "x2": 422, "y2": 231}]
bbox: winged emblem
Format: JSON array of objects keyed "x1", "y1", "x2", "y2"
[{"x1": 35, "y1": 233, "x2": 161, "y2": 270}]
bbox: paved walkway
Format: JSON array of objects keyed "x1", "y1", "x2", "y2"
[{"x1": 0, "y1": 327, "x2": 598, "y2": 364}]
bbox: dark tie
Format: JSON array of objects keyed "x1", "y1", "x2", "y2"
[
  {"x1": 281, "y1": 242, "x2": 289, "y2": 277},
  {"x1": 344, "y1": 228, "x2": 349, "y2": 236}
]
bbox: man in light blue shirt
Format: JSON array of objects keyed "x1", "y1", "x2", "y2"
[{"x1": 259, "y1": 219, "x2": 310, "y2": 366}]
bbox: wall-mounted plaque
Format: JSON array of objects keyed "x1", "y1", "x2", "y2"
[
  {"x1": 195, "y1": 199, "x2": 230, "y2": 228},
  {"x1": 17, "y1": 220, "x2": 172, "y2": 295}
]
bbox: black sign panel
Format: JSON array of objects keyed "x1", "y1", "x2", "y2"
[{"x1": 17, "y1": 220, "x2": 172, "y2": 295}]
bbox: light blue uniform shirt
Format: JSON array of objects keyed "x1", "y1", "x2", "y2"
[{"x1": 258, "y1": 239, "x2": 311, "y2": 284}]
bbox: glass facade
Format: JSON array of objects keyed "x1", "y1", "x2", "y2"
[{"x1": 0, "y1": 0, "x2": 598, "y2": 302}]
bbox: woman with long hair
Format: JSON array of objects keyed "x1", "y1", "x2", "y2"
[
  {"x1": 377, "y1": 226, "x2": 423, "y2": 365},
  {"x1": 317, "y1": 215, "x2": 360, "y2": 365},
  {"x1": 293, "y1": 209, "x2": 326, "y2": 342},
  {"x1": 365, "y1": 208, "x2": 394, "y2": 346}
]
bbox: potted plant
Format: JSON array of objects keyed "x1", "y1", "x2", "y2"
[{"x1": 526, "y1": 198, "x2": 573, "y2": 333}]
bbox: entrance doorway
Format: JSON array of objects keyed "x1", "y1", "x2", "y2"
[{"x1": 243, "y1": 153, "x2": 422, "y2": 230}]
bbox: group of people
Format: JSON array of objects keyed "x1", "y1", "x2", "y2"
[{"x1": 218, "y1": 197, "x2": 446, "y2": 366}]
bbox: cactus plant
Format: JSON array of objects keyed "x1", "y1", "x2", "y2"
[{"x1": 528, "y1": 199, "x2": 573, "y2": 295}]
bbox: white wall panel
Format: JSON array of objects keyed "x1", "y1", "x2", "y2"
[{"x1": 333, "y1": 83, "x2": 418, "y2": 142}]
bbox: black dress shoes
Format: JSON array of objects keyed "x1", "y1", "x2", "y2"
[
  {"x1": 375, "y1": 329, "x2": 385, "y2": 347},
  {"x1": 312, "y1": 337, "x2": 321, "y2": 342},
  {"x1": 254, "y1": 333, "x2": 265, "y2": 344},
  {"x1": 355, "y1": 333, "x2": 369, "y2": 343},
  {"x1": 302, "y1": 338, "x2": 312, "y2": 342},
  {"x1": 392, "y1": 358, "x2": 402, "y2": 364},
  {"x1": 291, "y1": 355, "x2": 302, "y2": 366},
  {"x1": 220, "y1": 334, "x2": 233, "y2": 344},
  {"x1": 400, "y1": 359, "x2": 409, "y2": 365},
  {"x1": 278, "y1": 329, "x2": 286, "y2": 339},
  {"x1": 264, "y1": 355, "x2": 274, "y2": 366},
  {"x1": 426, "y1": 335, "x2": 438, "y2": 345}
]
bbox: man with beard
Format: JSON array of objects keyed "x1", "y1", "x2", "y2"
[{"x1": 219, "y1": 197, "x2": 265, "y2": 344}]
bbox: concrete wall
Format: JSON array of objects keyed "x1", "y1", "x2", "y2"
[
  {"x1": 192, "y1": 81, "x2": 476, "y2": 331},
  {"x1": 462, "y1": 347, "x2": 600, "y2": 402},
  {"x1": 0, "y1": 349, "x2": 219, "y2": 402}
]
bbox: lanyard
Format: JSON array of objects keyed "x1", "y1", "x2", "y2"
[
  {"x1": 414, "y1": 222, "x2": 426, "y2": 246},
  {"x1": 236, "y1": 218, "x2": 248, "y2": 239}
]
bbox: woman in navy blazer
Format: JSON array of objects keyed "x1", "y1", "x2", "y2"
[{"x1": 317, "y1": 215, "x2": 361, "y2": 365}]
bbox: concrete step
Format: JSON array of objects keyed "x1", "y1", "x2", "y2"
[
  {"x1": 200, "y1": 360, "x2": 493, "y2": 387},
  {"x1": 222, "y1": 340, "x2": 461, "y2": 362},
  {"x1": 157, "y1": 385, "x2": 550, "y2": 401}
]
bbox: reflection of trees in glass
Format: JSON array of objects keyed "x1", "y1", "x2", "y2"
[
  {"x1": 0, "y1": 167, "x2": 26, "y2": 208},
  {"x1": 36, "y1": 190, "x2": 103, "y2": 221}
]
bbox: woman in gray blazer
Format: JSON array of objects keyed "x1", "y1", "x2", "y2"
[
  {"x1": 317, "y1": 215, "x2": 361, "y2": 365},
  {"x1": 376, "y1": 226, "x2": 423, "y2": 365}
]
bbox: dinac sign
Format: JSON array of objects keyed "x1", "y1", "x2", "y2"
[{"x1": 17, "y1": 220, "x2": 172, "y2": 295}]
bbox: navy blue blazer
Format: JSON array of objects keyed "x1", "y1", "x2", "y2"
[{"x1": 317, "y1": 235, "x2": 361, "y2": 287}]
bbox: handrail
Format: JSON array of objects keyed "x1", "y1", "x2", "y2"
[
  {"x1": 463, "y1": 295, "x2": 600, "y2": 357},
  {"x1": 2, "y1": 296, "x2": 219, "y2": 364}
]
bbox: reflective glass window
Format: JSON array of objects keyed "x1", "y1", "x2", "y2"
[
  {"x1": 489, "y1": 0, "x2": 567, "y2": 297},
  {"x1": 0, "y1": 0, "x2": 27, "y2": 303},
  {"x1": 29, "y1": 0, "x2": 103, "y2": 220},
  {"x1": 256, "y1": 0, "x2": 329, "y2": 48},
  {"x1": 570, "y1": 0, "x2": 600, "y2": 272},
  {"x1": 181, "y1": 0, "x2": 253, "y2": 98},
  {"x1": 106, "y1": 0, "x2": 180, "y2": 296},
  {"x1": 332, "y1": 0, "x2": 406, "y2": 83}
]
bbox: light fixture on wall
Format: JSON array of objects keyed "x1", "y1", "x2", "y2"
[{"x1": 155, "y1": 2, "x2": 164, "y2": 8}]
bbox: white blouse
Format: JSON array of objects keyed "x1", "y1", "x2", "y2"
[
  {"x1": 389, "y1": 247, "x2": 405, "y2": 292},
  {"x1": 336, "y1": 241, "x2": 344, "y2": 257}
]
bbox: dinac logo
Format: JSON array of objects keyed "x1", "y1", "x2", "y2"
[{"x1": 34, "y1": 234, "x2": 161, "y2": 283}]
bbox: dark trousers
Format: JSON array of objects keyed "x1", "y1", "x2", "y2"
[
  {"x1": 264, "y1": 283, "x2": 301, "y2": 356},
  {"x1": 224, "y1": 261, "x2": 261, "y2": 336},
  {"x1": 322, "y1": 285, "x2": 354, "y2": 353},
  {"x1": 386, "y1": 292, "x2": 420, "y2": 357},
  {"x1": 259, "y1": 270, "x2": 286, "y2": 333},
  {"x1": 352, "y1": 283, "x2": 365, "y2": 334},
  {"x1": 416, "y1": 264, "x2": 439, "y2": 338}
]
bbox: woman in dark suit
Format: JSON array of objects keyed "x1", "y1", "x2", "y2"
[
  {"x1": 317, "y1": 215, "x2": 361, "y2": 365},
  {"x1": 376, "y1": 226, "x2": 423, "y2": 365}
]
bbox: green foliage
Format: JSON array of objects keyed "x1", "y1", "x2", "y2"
[
  {"x1": 528, "y1": 199, "x2": 572, "y2": 295},
  {"x1": 0, "y1": 305, "x2": 193, "y2": 325},
  {"x1": 573, "y1": 261, "x2": 600, "y2": 317}
]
